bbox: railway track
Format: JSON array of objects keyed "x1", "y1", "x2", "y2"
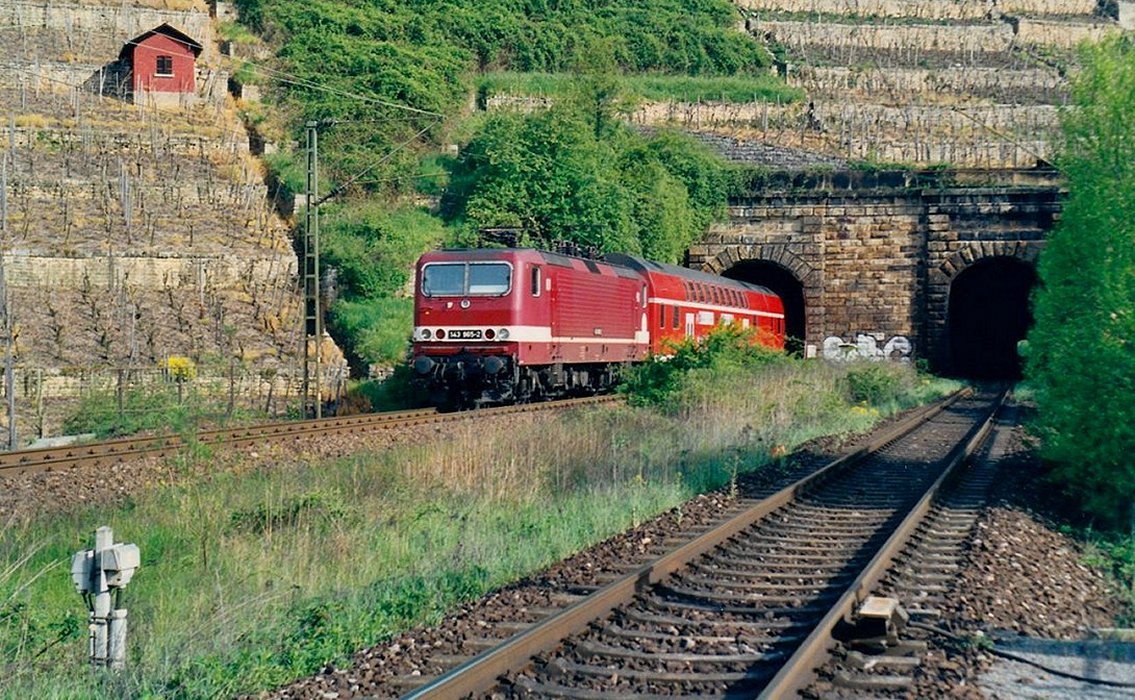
[
  {"x1": 809, "y1": 399, "x2": 1020, "y2": 697},
  {"x1": 399, "y1": 387, "x2": 1007, "y2": 699},
  {"x1": 0, "y1": 396, "x2": 618, "y2": 479}
]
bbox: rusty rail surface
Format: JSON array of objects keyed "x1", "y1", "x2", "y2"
[
  {"x1": 402, "y1": 387, "x2": 1005, "y2": 699},
  {"x1": 0, "y1": 395, "x2": 619, "y2": 478}
]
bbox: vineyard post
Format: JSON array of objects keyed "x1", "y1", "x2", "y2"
[{"x1": 0, "y1": 153, "x2": 13, "y2": 450}]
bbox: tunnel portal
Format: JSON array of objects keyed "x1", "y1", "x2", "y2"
[
  {"x1": 947, "y1": 257, "x2": 1037, "y2": 379},
  {"x1": 723, "y1": 260, "x2": 806, "y2": 355}
]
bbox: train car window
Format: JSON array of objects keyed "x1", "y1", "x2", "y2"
[
  {"x1": 673, "y1": 305, "x2": 680, "y2": 329},
  {"x1": 421, "y1": 263, "x2": 465, "y2": 297},
  {"x1": 531, "y1": 266, "x2": 541, "y2": 297},
  {"x1": 659, "y1": 305, "x2": 666, "y2": 328}
]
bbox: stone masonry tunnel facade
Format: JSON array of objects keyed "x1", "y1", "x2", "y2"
[{"x1": 687, "y1": 171, "x2": 1062, "y2": 374}]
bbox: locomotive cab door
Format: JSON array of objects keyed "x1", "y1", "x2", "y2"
[{"x1": 685, "y1": 313, "x2": 695, "y2": 338}]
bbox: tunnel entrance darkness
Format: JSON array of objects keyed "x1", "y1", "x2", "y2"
[
  {"x1": 948, "y1": 257, "x2": 1036, "y2": 379},
  {"x1": 723, "y1": 260, "x2": 806, "y2": 354}
]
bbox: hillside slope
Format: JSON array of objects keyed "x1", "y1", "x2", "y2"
[{"x1": 0, "y1": 0, "x2": 311, "y2": 439}]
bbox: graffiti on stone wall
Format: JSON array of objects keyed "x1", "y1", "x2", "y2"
[{"x1": 822, "y1": 334, "x2": 912, "y2": 362}]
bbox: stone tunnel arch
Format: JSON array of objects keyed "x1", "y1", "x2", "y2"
[
  {"x1": 947, "y1": 256, "x2": 1037, "y2": 379},
  {"x1": 721, "y1": 260, "x2": 808, "y2": 354}
]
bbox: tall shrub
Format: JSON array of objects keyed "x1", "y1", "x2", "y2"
[
  {"x1": 1026, "y1": 35, "x2": 1135, "y2": 527},
  {"x1": 443, "y1": 104, "x2": 731, "y2": 261}
]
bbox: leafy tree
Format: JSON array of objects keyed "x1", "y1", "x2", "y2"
[
  {"x1": 443, "y1": 97, "x2": 731, "y2": 260},
  {"x1": 1026, "y1": 35, "x2": 1135, "y2": 528},
  {"x1": 444, "y1": 106, "x2": 638, "y2": 253}
]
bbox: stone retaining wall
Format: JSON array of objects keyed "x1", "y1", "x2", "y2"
[
  {"x1": 1015, "y1": 17, "x2": 1115, "y2": 47},
  {"x1": 2, "y1": 254, "x2": 296, "y2": 290},
  {"x1": 0, "y1": 1, "x2": 216, "y2": 61},
  {"x1": 756, "y1": 19, "x2": 1015, "y2": 53},
  {"x1": 737, "y1": 0, "x2": 1098, "y2": 20},
  {"x1": 789, "y1": 65, "x2": 1064, "y2": 100},
  {"x1": 756, "y1": 16, "x2": 1115, "y2": 53}
]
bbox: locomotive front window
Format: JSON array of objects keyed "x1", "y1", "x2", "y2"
[
  {"x1": 422, "y1": 262, "x2": 512, "y2": 297},
  {"x1": 422, "y1": 264, "x2": 466, "y2": 297},
  {"x1": 468, "y1": 263, "x2": 511, "y2": 295}
]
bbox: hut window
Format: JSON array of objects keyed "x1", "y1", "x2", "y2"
[{"x1": 156, "y1": 55, "x2": 174, "y2": 76}]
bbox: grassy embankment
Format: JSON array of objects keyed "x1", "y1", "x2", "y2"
[{"x1": 1, "y1": 352, "x2": 957, "y2": 699}]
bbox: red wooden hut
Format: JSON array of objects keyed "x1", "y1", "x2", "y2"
[{"x1": 119, "y1": 24, "x2": 202, "y2": 99}]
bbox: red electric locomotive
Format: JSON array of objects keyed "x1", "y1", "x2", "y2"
[{"x1": 411, "y1": 248, "x2": 784, "y2": 407}]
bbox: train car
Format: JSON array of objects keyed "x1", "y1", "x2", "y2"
[
  {"x1": 605, "y1": 254, "x2": 786, "y2": 352},
  {"x1": 411, "y1": 248, "x2": 650, "y2": 406},
  {"x1": 411, "y1": 248, "x2": 785, "y2": 407}
]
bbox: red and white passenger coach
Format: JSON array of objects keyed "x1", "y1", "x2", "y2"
[{"x1": 411, "y1": 248, "x2": 784, "y2": 406}]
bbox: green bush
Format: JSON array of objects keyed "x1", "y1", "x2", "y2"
[
  {"x1": 621, "y1": 326, "x2": 787, "y2": 407},
  {"x1": 349, "y1": 366, "x2": 430, "y2": 412},
  {"x1": 242, "y1": 0, "x2": 781, "y2": 195},
  {"x1": 328, "y1": 297, "x2": 414, "y2": 369},
  {"x1": 1026, "y1": 36, "x2": 1135, "y2": 529},
  {"x1": 843, "y1": 362, "x2": 905, "y2": 406},
  {"x1": 319, "y1": 204, "x2": 448, "y2": 300}
]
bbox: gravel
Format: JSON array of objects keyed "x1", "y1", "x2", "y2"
[{"x1": 908, "y1": 415, "x2": 1132, "y2": 699}]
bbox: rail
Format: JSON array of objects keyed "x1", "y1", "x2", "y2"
[
  {"x1": 0, "y1": 396, "x2": 619, "y2": 478},
  {"x1": 402, "y1": 387, "x2": 1006, "y2": 699}
]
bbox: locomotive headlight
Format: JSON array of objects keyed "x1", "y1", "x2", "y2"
[
  {"x1": 419, "y1": 328, "x2": 432, "y2": 340},
  {"x1": 436, "y1": 329, "x2": 446, "y2": 339},
  {"x1": 485, "y1": 329, "x2": 496, "y2": 340},
  {"x1": 498, "y1": 328, "x2": 509, "y2": 340}
]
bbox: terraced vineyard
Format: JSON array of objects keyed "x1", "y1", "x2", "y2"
[
  {"x1": 0, "y1": 0, "x2": 309, "y2": 438},
  {"x1": 688, "y1": 0, "x2": 1121, "y2": 167}
]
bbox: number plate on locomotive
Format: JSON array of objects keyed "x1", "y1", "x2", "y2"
[{"x1": 451, "y1": 329, "x2": 483, "y2": 340}]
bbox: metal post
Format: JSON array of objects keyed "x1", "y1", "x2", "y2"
[{"x1": 302, "y1": 122, "x2": 322, "y2": 419}]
